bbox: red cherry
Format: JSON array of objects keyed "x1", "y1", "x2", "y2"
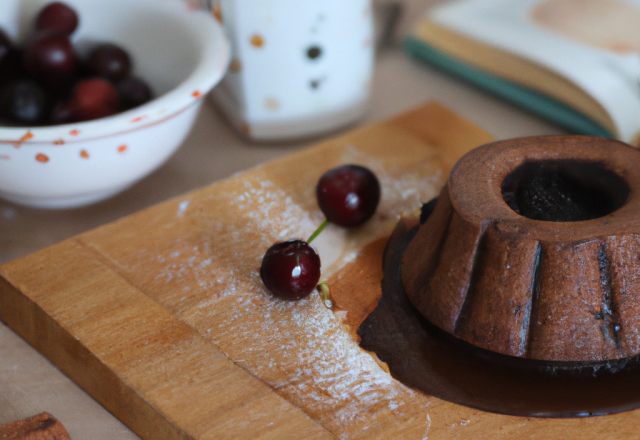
[
  {"x1": 316, "y1": 164, "x2": 381, "y2": 227},
  {"x1": 260, "y1": 240, "x2": 321, "y2": 300},
  {"x1": 23, "y1": 32, "x2": 77, "y2": 90},
  {"x1": 69, "y1": 78, "x2": 120, "y2": 121},
  {"x1": 0, "y1": 79, "x2": 48, "y2": 124},
  {"x1": 87, "y1": 44, "x2": 131, "y2": 81},
  {"x1": 116, "y1": 76, "x2": 152, "y2": 110},
  {"x1": 34, "y1": 2, "x2": 79, "y2": 36}
]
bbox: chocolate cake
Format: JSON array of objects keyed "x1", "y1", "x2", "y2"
[{"x1": 401, "y1": 135, "x2": 640, "y2": 362}]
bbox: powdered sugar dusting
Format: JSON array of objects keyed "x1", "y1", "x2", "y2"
[
  {"x1": 177, "y1": 199, "x2": 190, "y2": 218},
  {"x1": 340, "y1": 144, "x2": 444, "y2": 220},
  {"x1": 91, "y1": 142, "x2": 445, "y2": 438},
  {"x1": 182, "y1": 279, "x2": 430, "y2": 437},
  {"x1": 220, "y1": 175, "x2": 349, "y2": 279},
  {"x1": 423, "y1": 413, "x2": 432, "y2": 440}
]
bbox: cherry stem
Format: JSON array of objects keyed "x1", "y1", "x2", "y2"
[
  {"x1": 307, "y1": 219, "x2": 330, "y2": 244},
  {"x1": 317, "y1": 281, "x2": 332, "y2": 308}
]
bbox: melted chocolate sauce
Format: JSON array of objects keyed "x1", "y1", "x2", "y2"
[
  {"x1": 358, "y1": 223, "x2": 640, "y2": 418},
  {"x1": 500, "y1": 160, "x2": 629, "y2": 222}
]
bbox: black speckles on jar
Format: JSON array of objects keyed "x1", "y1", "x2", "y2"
[
  {"x1": 306, "y1": 45, "x2": 322, "y2": 60},
  {"x1": 309, "y1": 77, "x2": 326, "y2": 91}
]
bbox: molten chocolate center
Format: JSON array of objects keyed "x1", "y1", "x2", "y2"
[{"x1": 501, "y1": 160, "x2": 630, "y2": 222}]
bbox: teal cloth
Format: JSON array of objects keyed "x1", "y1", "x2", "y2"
[{"x1": 404, "y1": 36, "x2": 614, "y2": 139}]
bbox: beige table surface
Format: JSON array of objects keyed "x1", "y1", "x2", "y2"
[{"x1": 0, "y1": 8, "x2": 567, "y2": 437}]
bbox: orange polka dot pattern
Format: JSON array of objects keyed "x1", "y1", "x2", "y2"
[
  {"x1": 250, "y1": 34, "x2": 264, "y2": 48},
  {"x1": 13, "y1": 131, "x2": 33, "y2": 147},
  {"x1": 229, "y1": 59, "x2": 242, "y2": 72},
  {"x1": 265, "y1": 98, "x2": 280, "y2": 110},
  {"x1": 212, "y1": 3, "x2": 222, "y2": 23}
]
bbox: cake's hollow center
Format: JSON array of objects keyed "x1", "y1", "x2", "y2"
[{"x1": 501, "y1": 160, "x2": 629, "y2": 222}]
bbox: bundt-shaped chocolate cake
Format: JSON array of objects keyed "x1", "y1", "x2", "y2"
[{"x1": 401, "y1": 136, "x2": 640, "y2": 362}]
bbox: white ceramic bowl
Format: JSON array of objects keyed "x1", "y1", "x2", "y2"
[{"x1": 0, "y1": 0, "x2": 230, "y2": 208}]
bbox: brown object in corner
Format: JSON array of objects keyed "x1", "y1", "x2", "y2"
[
  {"x1": 402, "y1": 135, "x2": 640, "y2": 362},
  {"x1": 0, "y1": 412, "x2": 70, "y2": 440}
]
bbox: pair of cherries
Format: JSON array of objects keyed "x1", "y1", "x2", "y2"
[{"x1": 260, "y1": 164, "x2": 381, "y2": 301}]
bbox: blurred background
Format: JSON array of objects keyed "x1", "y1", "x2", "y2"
[{"x1": 0, "y1": 0, "x2": 567, "y2": 265}]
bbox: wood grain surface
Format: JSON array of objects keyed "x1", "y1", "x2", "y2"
[{"x1": 2, "y1": 103, "x2": 636, "y2": 439}]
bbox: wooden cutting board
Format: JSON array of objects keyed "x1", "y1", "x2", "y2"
[{"x1": 1, "y1": 102, "x2": 638, "y2": 439}]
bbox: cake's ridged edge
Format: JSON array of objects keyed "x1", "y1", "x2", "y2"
[
  {"x1": 528, "y1": 239, "x2": 618, "y2": 361},
  {"x1": 402, "y1": 183, "x2": 488, "y2": 335},
  {"x1": 454, "y1": 223, "x2": 539, "y2": 358},
  {"x1": 528, "y1": 236, "x2": 640, "y2": 361},
  {"x1": 402, "y1": 186, "x2": 640, "y2": 362},
  {"x1": 606, "y1": 235, "x2": 640, "y2": 356},
  {"x1": 400, "y1": 184, "x2": 455, "y2": 329}
]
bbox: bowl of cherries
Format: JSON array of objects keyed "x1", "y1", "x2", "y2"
[{"x1": 0, "y1": 0, "x2": 230, "y2": 208}]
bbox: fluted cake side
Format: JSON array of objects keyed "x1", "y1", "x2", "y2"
[{"x1": 401, "y1": 136, "x2": 640, "y2": 362}]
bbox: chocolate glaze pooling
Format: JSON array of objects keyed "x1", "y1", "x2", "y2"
[{"x1": 358, "y1": 217, "x2": 640, "y2": 418}]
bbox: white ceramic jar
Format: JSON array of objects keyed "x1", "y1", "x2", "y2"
[{"x1": 210, "y1": 0, "x2": 374, "y2": 141}]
